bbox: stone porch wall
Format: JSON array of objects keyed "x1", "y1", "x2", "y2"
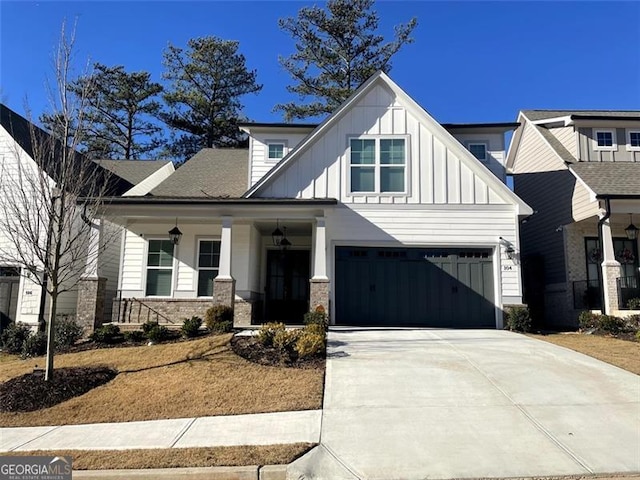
[{"x1": 76, "y1": 277, "x2": 106, "y2": 333}]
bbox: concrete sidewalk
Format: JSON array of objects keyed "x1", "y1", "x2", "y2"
[{"x1": 0, "y1": 410, "x2": 322, "y2": 452}]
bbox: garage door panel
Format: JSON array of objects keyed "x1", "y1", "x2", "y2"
[{"x1": 336, "y1": 247, "x2": 495, "y2": 328}]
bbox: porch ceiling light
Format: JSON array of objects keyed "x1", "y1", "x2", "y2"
[
  {"x1": 272, "y1": 220, "x2": 284, "y2": 246},
  {"x1": 169, "y1": 219, "x2": 183, "y2": 245},
  {"x1": 625, "y1": 214, "x2": 638, "y2": 240}
]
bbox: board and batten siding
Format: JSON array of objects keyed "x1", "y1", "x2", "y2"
[
  {"x1": 257, "y1": 83, "x2": 508, "y2": 206},
  {"x1": 250, "y1": 133, "x2": 310, "y2": 187},
  {"x1": 578, "y1": 127, "x2": 640, "y2": 162},
  {"x1": 450, "y1": 132, "x2": 507, "y2": 181},
  {"x1": 326, "y1": 205, "x2": 521, "y2": 300}
]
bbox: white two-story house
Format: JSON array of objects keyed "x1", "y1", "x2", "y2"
[{"x1": 98, "y1": 71, "x2": 531, "y2": 329}]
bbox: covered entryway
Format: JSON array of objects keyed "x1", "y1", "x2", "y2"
[
  {"x1": 0, "y1": 267, "x2": 20, "y2": 333},
  {"x1": 265, "y1": 250, "x2": 311, "y2": 323},
  {"x1": 335, "y1": 246, "x2": 495, "y2": 327}
]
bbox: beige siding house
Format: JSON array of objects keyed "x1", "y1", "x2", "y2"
[
  {"x1": 507, "y1": 110, "x2": 640, "y2": 326},
  {"x1": 102, "y1": 72, "x2": 531, "y2": 329}
]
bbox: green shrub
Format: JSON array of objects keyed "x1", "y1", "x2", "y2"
[
  {"x1": 625, "y1": 314, "x2": 640, "y2": 331},
  {"x1": 142, "y1": 320, "x2": 158, "y2": 336},
  {"x1": 257, "y1": 322, "x2": 286, "y2": 347},
  {"x1": 54, "y1": 316, "x2": 84, "y2": 351},
  {"x1": 295, "y1": 330, "x2": 325, "y2": 358},
  {"x1": 1, "y1": 322, "x2": 32, "y2": 354},
  {"x1": 182, "y1": 316, "x2": 203, "y2": 338},
  {"x1": 303, "y1": 322, "x2": 326, "y2": 337},
  {"x1": 123, "y1": 330, "x2": 146, "y2": 342},
  {"x1": 598, "y1": 315, "x2": 626, "y2": 335},
  {"x1": 146, "y1": 324, "x2": 169, "y2": 343},
  {"x1": 626, "y1": 297, "x2": 640, "y2": 310},
  {"x1": 578, "y1": 311, "x2": 600, "y2": 330},
  {"x1": 205, "y1": 305, "x2": 234, "y2": 334},
  {"x1": 90, "y1": 324, "x2": 122, "y2": 344},
  {"x1": 22, "y1": 332, "x2": 47, "y2": 358},
  {"x1": 273, "y1": 328, "x2": 300, "y2": 352},
  {"x1": 303, "y1": 306, "x2": 328, "y2": 330},
  {"x1": 505, "y1": 306, "x2": 531, "y2": 332}
]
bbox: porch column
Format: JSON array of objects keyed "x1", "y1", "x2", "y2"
[
  {"x1": 76, "y1": 217, "x2": 106, "y2": 332},
  {"x1": 310, "y1": 216, "x2": 330, "y2": 315},
  {"x1": 600, "y1": 213, "x2": 621, "y2": 314},
  {"x1": 213, "y1": 216, "x2": 235, "y2": 308}
]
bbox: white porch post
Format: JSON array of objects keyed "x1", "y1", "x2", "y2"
[
  {"x1": 84, "y1": 218, "x2": 102, "y2": 277},
  {"x1": 214, "y1": 216, "x2": 235, "y2": 308},
  {"x1": 310, "y1": 216, "x2": 330, "y2": 316},
  {"x1": 600, "y1": 213, "x2": 621, "y2": 314}
]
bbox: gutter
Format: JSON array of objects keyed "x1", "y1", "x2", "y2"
[
  {"x1": 77, "y1": 197, "x2": 339, "y2": 206},
  {"x1": 597, "y1": 198, "x2": 612, "y2": 314}
]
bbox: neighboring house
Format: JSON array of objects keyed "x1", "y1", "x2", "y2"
[
  {"x1": 100, "y1": 72, "x2": 531, "y2": 329},
  {"x1": 0, "y1": 104, "x2": 174, "y2": 331},
  {"x1": 507, "y1": 110, "x2": 640, "y2": 327}
]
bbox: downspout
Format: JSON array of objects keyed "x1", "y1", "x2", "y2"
[{"x1": 597, "y1": 197, "x2": 611, "y2": 314}]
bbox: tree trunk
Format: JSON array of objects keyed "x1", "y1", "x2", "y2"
[{"x1": 44, "y1": 290, "x2": 57, "y2": 381}]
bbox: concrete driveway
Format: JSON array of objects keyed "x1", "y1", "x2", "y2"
[{"x1": 289, "y1": 328, "x2": 640, "y2": 480}]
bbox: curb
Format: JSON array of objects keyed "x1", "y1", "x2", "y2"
[{"x1": 72, "y1": 464, "x2": 287, "y2": 480}]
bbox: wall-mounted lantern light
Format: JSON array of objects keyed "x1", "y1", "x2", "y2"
[
  {"x1": 169, "y1": 219, "x2": 183, "y2": 245},
  {"x1": 625, "y1": 214, "x2": 638, "y2": 241}
]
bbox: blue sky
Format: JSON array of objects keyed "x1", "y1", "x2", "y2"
[{"x1": 1, "y1": 1, "x2": 639, "y2": 126}]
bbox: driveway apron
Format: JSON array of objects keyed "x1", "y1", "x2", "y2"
[{"x1": 290, "y1": 328, "x2": 640, "y2": 480}]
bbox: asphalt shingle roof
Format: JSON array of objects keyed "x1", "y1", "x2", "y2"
[
  {"x1": 523, "y1": 110, "x2": 640, "y2": 121},
  {"x1": 94, "y1": 159, "x2": 172, "y2": 185},
  {"x1": 151, "y1": 148, "x2": 248, "y2": 198},
  {"x1": 570, "y1": 162, "x2": 640, "y2": 196},
  {"x1": 535, "y1": 126, "x2": 577, "y2": 164}
]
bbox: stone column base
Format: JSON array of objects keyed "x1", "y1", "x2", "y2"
[
  {"x1": 310, "y1": 278, "x2": 330, "y2": 315},
  {"x1": 213, "y1": 278, "x2": 236, "y2": 309},
  {"x1": 602, "y1": 263, "x2": 621, "y2": 314},
  {"x1": 76, "y1": 277, "x2": 107, "y2": 333}
]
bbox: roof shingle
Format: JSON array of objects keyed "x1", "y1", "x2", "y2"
[
  {"x1": 570, "y1": 162, "x2": 640, "y2": 196},
  {"x1": 94, "y1": 159, "x2": 172, "y2": 185},
  {"x1": 151, "y1": 148, "x2": 248, "y2": 198},
  {"x1": 523, "y1": 110, "x2": 640, "y2": 121}
]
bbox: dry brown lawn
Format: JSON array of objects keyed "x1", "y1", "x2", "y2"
[
  {"x1": 0, "y1": 334, "x2": 324, "y2": 427},
  {"x1": 9, "y1": 443, "x2": 314, "y2": 470},
  {"x1": 531, "y1": 333, "x2": 640, "y2": 375}
]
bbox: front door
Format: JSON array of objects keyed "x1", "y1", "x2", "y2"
[
  {"x1": 0, "y1": 267, "x2": 20, "y2": 333},
  {"x1": 265, "y1": 250, "x2": 310, "y2": 323}
]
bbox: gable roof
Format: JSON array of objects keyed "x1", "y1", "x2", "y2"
[
  {"x1": 244, "y1": 71, "x2": 531, "y2": 215},
  {"x1": 94, "y1": 159, "x2": 172, "y2": 185},
  {"x1": 0, "y1": 103, "x2": 134, "y2": 196},
  {"x1": 150, "y1": 148, "x2": 248, "y2": 198},
  {"x1": 569, "y1": 162, "x2": 640, "y2": 197}
]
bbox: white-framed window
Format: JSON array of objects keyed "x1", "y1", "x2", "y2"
[
  {"x1": 627, "y1": 130, "x2": 640, "y2": 150},
  {"x1": 145, "y1": 239, "x2": 174, "y2": 297},
  {"x1": 349, "y1": 137, "x2": 407, "y2": 194},
  {"x1": 197, "y1": 239, "x2": 220, "y2": 297},
  {"x1": 594, "y1": 129, "x2": 616, "y2": 150},
  {"x1": 267, "y1": 142, "x2": 285, "y2": 160},
  {"x1": 467, "y1": 142, "x2": 488, "y2": 162}
]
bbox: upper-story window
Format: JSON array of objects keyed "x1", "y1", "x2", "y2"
[
  {"x1": 267, "y1": 143, "x2": 285, "y2": 160},
  {"x1": 627, "y1": 130, "x2": 640, "y2": 150},
  {"x1": 594, "y1": 129, "x2": 616, "y2": 150},
  {"x1": 467, "y1": 143, "x2": 488, "y2": 162},
  {"x1": 350, "y1": 137, "x2": 406, "y2": 194}
]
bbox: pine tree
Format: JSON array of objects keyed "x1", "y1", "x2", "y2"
[
  {"x1": 275, "y1": 0, "x2": 417, "y2": 121},
  {"x1": 161, "y1": 36, "x2": 262, "y2": 160}
]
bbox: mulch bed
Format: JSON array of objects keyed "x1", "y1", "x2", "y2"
[
  {"x1": 230, "y1": 335, "x2": 324, "y2": 369},
  {"x1": 0, "y1": 366, "x2": 117, "y2": 413}
]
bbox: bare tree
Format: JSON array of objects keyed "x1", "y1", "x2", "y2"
[{"x1": 0, "y1": 21, "x2": 127, "y2": 380}]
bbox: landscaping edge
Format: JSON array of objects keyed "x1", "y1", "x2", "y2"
[{"x1": 72, "y1": 464, "x2": 287, "y2": 480}]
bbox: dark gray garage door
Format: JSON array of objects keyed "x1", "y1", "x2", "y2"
[{"x1": 335, "y1": 247, "x2": 495, "y2": 328}]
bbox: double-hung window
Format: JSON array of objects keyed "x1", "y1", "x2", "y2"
[
  {"x1": 627, "y1": 130, "x2": 640, "y2": 150},
  {"x1": 350, "y1": 137, "x2": 406, "y2": 194},
  {"x1": 197, "y1": 240, "x2": 220, "y2": 297},
  {"x1": 146, "y1": 240, "x2": 174, "y2": 296}
]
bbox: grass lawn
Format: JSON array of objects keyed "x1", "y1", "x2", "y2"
[
  {"x1": 9, "y1": 444, "x2": 314, "y2": 470},
  {"x1": 531, "y1": 333, "x2": 640, "y2": 375},
  {"x1": 0, "y1": 334, "x2": 324, "y2": 427}
]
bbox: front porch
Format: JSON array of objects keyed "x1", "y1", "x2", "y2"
[
  {"x1": 103, "y1": 201, "x2": 334, "y2": 328},
  {"x1": 567, "y1": 205, "x2": 640, "y2": 317}
]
